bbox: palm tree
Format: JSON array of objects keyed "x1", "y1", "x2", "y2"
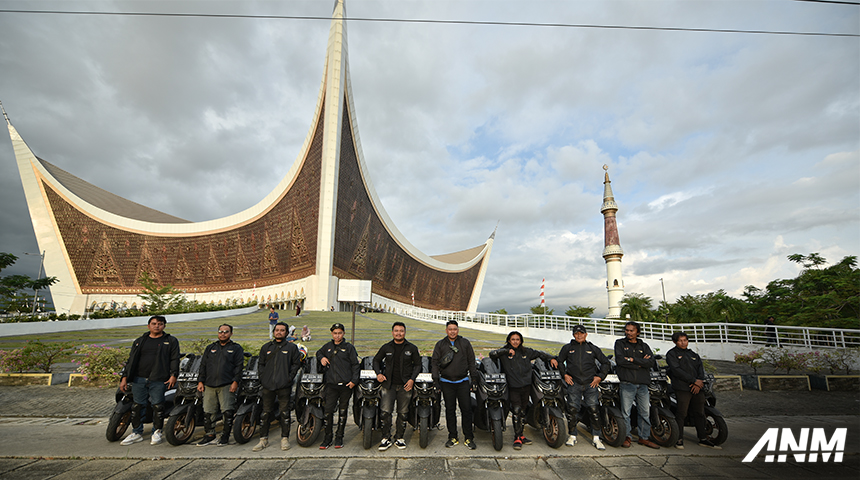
[{"x1": 620, "y1": 293, "x2": 655, "y2": 323}]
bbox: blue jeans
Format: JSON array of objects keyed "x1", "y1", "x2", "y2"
[
  {"x1": 566, "y1": 382, "x2": 600, "y2": 435},
  {"x1": 619, "y1": 382, "x2": 651, "y2": 441},
  {"x1": 131, "y1": 377, "x2": 167, "y2": 434}
]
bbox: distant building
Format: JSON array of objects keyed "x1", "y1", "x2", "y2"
[
  {"x1": 600, "y1": 166, "x2": 625, "y2": 318},
  {"x1": 4, "y1": 0, "x2": 493, "y2": 315}
]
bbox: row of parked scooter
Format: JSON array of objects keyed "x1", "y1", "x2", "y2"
[{"x1": 106, "y1": 350, "x2": 727, "y2": 450}]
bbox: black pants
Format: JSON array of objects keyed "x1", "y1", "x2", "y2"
[
  {"x1": 675, "y1": 389, "x2": 707, "y2": 440},
  {"x1": 439, "y1": 380, "x2": 473, "y2": 440},
  {"x1": 260, "y1": 386, "x2": 292, "y2": 438},
  {"x1": 509, "y1": 385, "x2": 531, "y2": 437}
]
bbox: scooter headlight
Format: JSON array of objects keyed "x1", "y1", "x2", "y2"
[
  {"x1": 536, "y1": 380, "x2": 560, "y2": 395},
  {"x1": 359, "y1": 381, "x2": 380, "y2": 395}
]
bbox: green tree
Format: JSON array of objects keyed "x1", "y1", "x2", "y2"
[
  {"x1": 530, "y1": 305, "x2": 555, "y2": 315},
  {"x1": 565, "y1": 305, "x2": 595, "y2": 318},
  {"x1": 490, "y1": 308, "x2": 508, "y2": 315},
  {"x1": 137, "y1": 272, "x2": 186, "y2": 312},
  {"x1": 0, "y1": 253, "x2": 58, "y2": 314},
  {"x1": 620, "y1": 293, "x2": 655, "y2": 323}
]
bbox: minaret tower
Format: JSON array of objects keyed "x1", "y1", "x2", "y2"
[{"x1": 600, "y1": 165, "x2": 625, "y2": 318}]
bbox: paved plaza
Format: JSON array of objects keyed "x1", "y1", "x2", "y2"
[{"x1": 1, "y1": 385, "x2": 858, "y2": 479}]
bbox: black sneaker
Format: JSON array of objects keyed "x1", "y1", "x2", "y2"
[
  {"x1": 445, "y1": 437, "x2": 459, "y2": 448},
  {"x1": 378, "y1": 438, "x2": 392, "y2": 451},
  {"x1": 698, "y1": 439, "x2": 722, "y2": 449},
  {"x1": 334, "y1": 436, "x2": 344, "y2": 449},
  {"x1": 521, "y1": 436, "x2": 533, "y2": 445},
  {"x1": 216, "y1": 434, "x2": 230, "y2": 446},
  {"x1": 196, "y1": 434, "x2": 216, "y2": 446},
  {"x1": 464, "y1": 438, "x2": 476, "y2": 450},
  {"x1": 675, "y1": 439, "x2": 685, "y2": 450},
  {"x1": 319, "y1": 436, "x2": 333, "y2": 449},
  {"x1": 394, "y1": 438, "x2": 407, "y2": 450}
]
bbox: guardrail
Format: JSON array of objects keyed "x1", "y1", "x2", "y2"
[{"x1": 375, "y1": 295, "x2": 860, "y2": 350}]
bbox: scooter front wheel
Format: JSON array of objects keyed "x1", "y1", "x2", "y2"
[
  {"x1": 543, "y1": 414, "x2": 567, "y2": 449},
  {"x1": 362, "y1": 420, "x2": 373, "y2": 450},
  {"x1": 703, "y1": 412, "x2": 728, "y2": 445},
  {"x1": 106, "y1": 410, "x2": 131, "y2": 442},
  {"x1": 491, "y1": 417, "x2": 504, "y2": 451},
  {"x1": 296, "y1": 416, "x2": 322, "y2": 447},
  {"x1": 600, "y1": 410, "x2": 628, "y2": 447},
  {"x1": 418, "y1": 416, "x2": 430, "y2": 448},
  {"x1": 165, "y1": 411, "x2": 196, "y2": 446},
  {"x1": 232, "y1": 411, "x2": 256, "y2": 444},
  {"x1": 649, "y1": 408, "x2": 679, "y2": 447}
]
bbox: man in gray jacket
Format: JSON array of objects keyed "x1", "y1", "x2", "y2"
[{"x1": 614, "y1": 321, "x2": 659, "y2": 449}]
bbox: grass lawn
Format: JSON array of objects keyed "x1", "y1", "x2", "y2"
[{"x1": 0, "y1": 310, "x2": 573, "y2": 361}]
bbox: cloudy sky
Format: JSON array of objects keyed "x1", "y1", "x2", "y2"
[{"x1": 1, "y1": 0, "x2": 858, "y2": 317}]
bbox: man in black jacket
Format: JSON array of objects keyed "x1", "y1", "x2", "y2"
[
  {"x1": 557, "y1": 325, "x2": 610, "y2": 450},
  {"x1": 373, "y1": 321, "x2": 421, "y2": 451},
  {"x1": 316, "y1": 323, "x2": 360, "y2": 449},
  {"x1": 666, "y1": 331, "x2": 721, "y2": 449},
  {"x1": 614, "y1": 321, "x2": 659, "y2": 449},
  {"x1": 431, "y1": 320, "x2": 479, "y2": 450},
  {"x1": 490, "y1": 331, "x2": 557, "y2": 450},
  {"x1": 119, "y1": 315, "x2": 180, "y2": 446},
  {"x1": 196, "y1": 324, "x2": 244, "y2": 446},
  {"x1": 252, "y1": 322, "x2": 302, "y2": 452}
]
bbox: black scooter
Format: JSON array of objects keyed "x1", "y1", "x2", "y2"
[
  {"x1": 353, "y1": 356, "x2": 382, "y2": 449},
  {"x1": 472, "y1": 357, "x2": 509, "y2": 451},
  {"x1": 164, "y1": 353, "x2": 214, "y2": 445},
  {"x1": 106, "y1": 387, "x2": 176, "y2": 442},
  {"x1": 232, "y1": 353, "x2": 262, "y2": 444},
  {"x1": 295, "y1": 357, "x2": 326, "y2": 447},
  {"x1": 668, "y1": 373, "x2": 728, "y2": 446},
  {"x1": 408, "y1": 356, "x2": 441, "y2": 449},
  {"x1": 576, "y1": 362, "x2": 628, "y2": 447},
  {"x1": 526, "y1": 358, "x2": 568, "y2": 448}
]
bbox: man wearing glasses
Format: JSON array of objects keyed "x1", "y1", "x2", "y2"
[
  {"x1": 615, "y1": 321, "x2": 659, "y2": 449},
  {"x1": 431, "y1": 320, "x2": 479, "y2": 450},
  {"x1": 196, "y1": 324, "x2": 245, "y2": 446}
]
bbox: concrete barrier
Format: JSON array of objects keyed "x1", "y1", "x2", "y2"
[{"x1": 0, "y1": 306, "x2": 260, "y2": 337}]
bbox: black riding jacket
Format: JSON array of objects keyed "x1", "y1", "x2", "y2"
[
  {"x1": 614, "y1": 337, "x2": 656, "y2": 385},
  {"x1": 316, "y1": 340, "x2": 360, "y2": 386},
  {"x1": 666, "y1": 346, "x2": 706, "y2": 392},
  {"x1": 431, "y1": 335, "x2": 478, "y2": 384},
  {"x1": 373, "y1": 339, "x2": 421, "y2": 389},
  {"x1": 489, "y1": 345, "x2": 555, "y2": 389},
  {"x1": 121, "y1": 332, "x2": 180, "y2": 383},
  {"x1": 259, "y1": 339, "x2": 302, "y2": 391},
  {"x1": 198, "y1": 340, "x2": 244, "y2": 388},
  {"x1": 557, "y1": 340, "x2": 610, "y2": 386}
]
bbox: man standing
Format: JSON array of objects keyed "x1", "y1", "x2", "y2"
[
  {"x1": 666, "y1": 332, "x2": 721, "y2": 449},
  {"x1": 431, "y1": 320, "x2": 479, "y2": 450},
  {"x1": 119, "y1": 315, "x2": 180, "y2": 446},
  {"x1": 490, "y1": 331, "x2": 557, "y2": 450},
  {"x1": 614, "y1": 321, "x2": 659, "y2": 449},
  {"x1": 373, "y1": 321, "x2": 421, "y2": 450},
  {"x1": 268, "y1": 306, "x2": 279, "y2": 340},
  {"x1": 557, "y1": 325, "x2": 610, "y2": 450},
  {"x1": 316, "y1": 323, "x2": 360, "y2": 449},
  {"x1": 196, "y1": 324, "x2": 244, "y2": 446},
  {"x1": 252, "y1": 322, "x2": 303, "y2": 452}
]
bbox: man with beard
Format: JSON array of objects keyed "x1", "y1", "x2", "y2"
[
  {"x1": 373, "y1": 321, "x2": 421, "y2": 450},
  {"x1": 316, "y1": 323, "x2": 360, "y2": 449},
  {"x1": 666, "y1": 331, "x2": 721, "y2": 449},
  {"x1": 615, "y1": 321, "x2": 659, "y2": 449},
  {"x1": 253, "y1": 322, "x2": 302, "y2": 452},
  {"x1": 490, "y1": 331, "x2": 557, "y2": 450}
]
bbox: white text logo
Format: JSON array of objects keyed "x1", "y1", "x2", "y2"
[{"x1": 742, "y1": 428, "x2": 846, "y2": 463}]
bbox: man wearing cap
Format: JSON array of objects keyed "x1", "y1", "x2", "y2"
[
  {"x1": 557, "y1": 324, "x2": 611, "y2": 450},
  {"x1": 615, "y1": 321, "x2": 659, "y2": 449},
  {"x1": 253, "y1": 322, "x2": 303, "y2": 452},
  {"x1": 666, "y1": 331, "x2": 721, "y2": 449},
  {"x1": 431, "y1": 320, "x2": 479, "y2": 450},
  {"x1": 316, "y1": 323, "x2": 360, "y2": 449},
  {"x1": 373, "y1": 321, "x2": 421, "y2": 451},
  {"x1": 196, "y1": 324, "x2": 244, "y2": 446}
]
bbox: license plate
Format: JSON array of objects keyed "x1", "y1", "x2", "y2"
[
  {"x1": 540, "y1": 371, "x2": 561, "y2": 381},
  {"x1": 302, "y1": 373, "x2": 322, "y2": 383},
  {"x1": 484, "y1": 373, "x2": 506, "y2": 383},
  {"x1": 603, "y1": 374, "x2": 619, "y2": 383},
  {"x1": 360, "y1": 370, "x2": 377, "y2": 380},
  {"x1": 416, "y1": 373, "x2": 433, "y2": 383}
]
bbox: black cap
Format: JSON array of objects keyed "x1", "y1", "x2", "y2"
[
  {"x1": 572, "y1": 324, "x2": 587, "y2": 334},
  {"x1": 330, "y1": 323, "x2": 345, "y2": 332}
]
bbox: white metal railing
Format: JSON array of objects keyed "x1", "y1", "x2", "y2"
[{"x1": 374, "y1": 295, "x2": 860, "y2": 350}]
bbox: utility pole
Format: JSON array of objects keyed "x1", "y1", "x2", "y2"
[
  {"x1": 23, "y1": 251, "x2": 45, "y2": 316},
  {"x1": 659, "y1": 277, "x2": 668, "y2": 323}
]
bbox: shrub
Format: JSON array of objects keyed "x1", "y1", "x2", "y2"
[
  {"x1": 0, "y1": 340, "x2": 74, "y2": 373},
  {"x1": 814, "y1": 348, "x2": 860, "y2": 375},
  {"x1": 760, "y1": 347, "x2": 812, "y2": 374},
  {"x1": 184, "y1": 338, "x2": 212, "y2": 356},
  {"x1": 74, "y1": 344, "x2": 127, "y2": 381},
  {"x1": 0, "y1": 349, "x2": 26, "y2": 373},
  {"x1": 734, "y1": 350, "x2": 764, "y2": 374}
]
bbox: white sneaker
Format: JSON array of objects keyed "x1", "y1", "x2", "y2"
[
  {"x1": 565, "y1": 435, "x2": 577, "y2": 446},
  {"x1": 593, "y1": 437, "x2": 606, "y2": 451},
  {"x1": 395, "y1": 438, "x2": 407, "y2": 450},
  {"x1": 150, "y1": 429, "x2": 164, "y2": 445},
  {"x1": 120, "y1": 432, "x2": 143, "y2": 445}
]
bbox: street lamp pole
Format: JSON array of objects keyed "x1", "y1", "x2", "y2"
[
  {"x1": 659, "y1": 277, "x2": 668, "y2": 323},
  {"x1": 24, "y1": 251, "x2": 45, "y2": 316}
]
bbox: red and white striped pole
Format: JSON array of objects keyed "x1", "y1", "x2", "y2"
[{"x1": 540, "y1": 278, "x2": 546, "y2": 314}]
